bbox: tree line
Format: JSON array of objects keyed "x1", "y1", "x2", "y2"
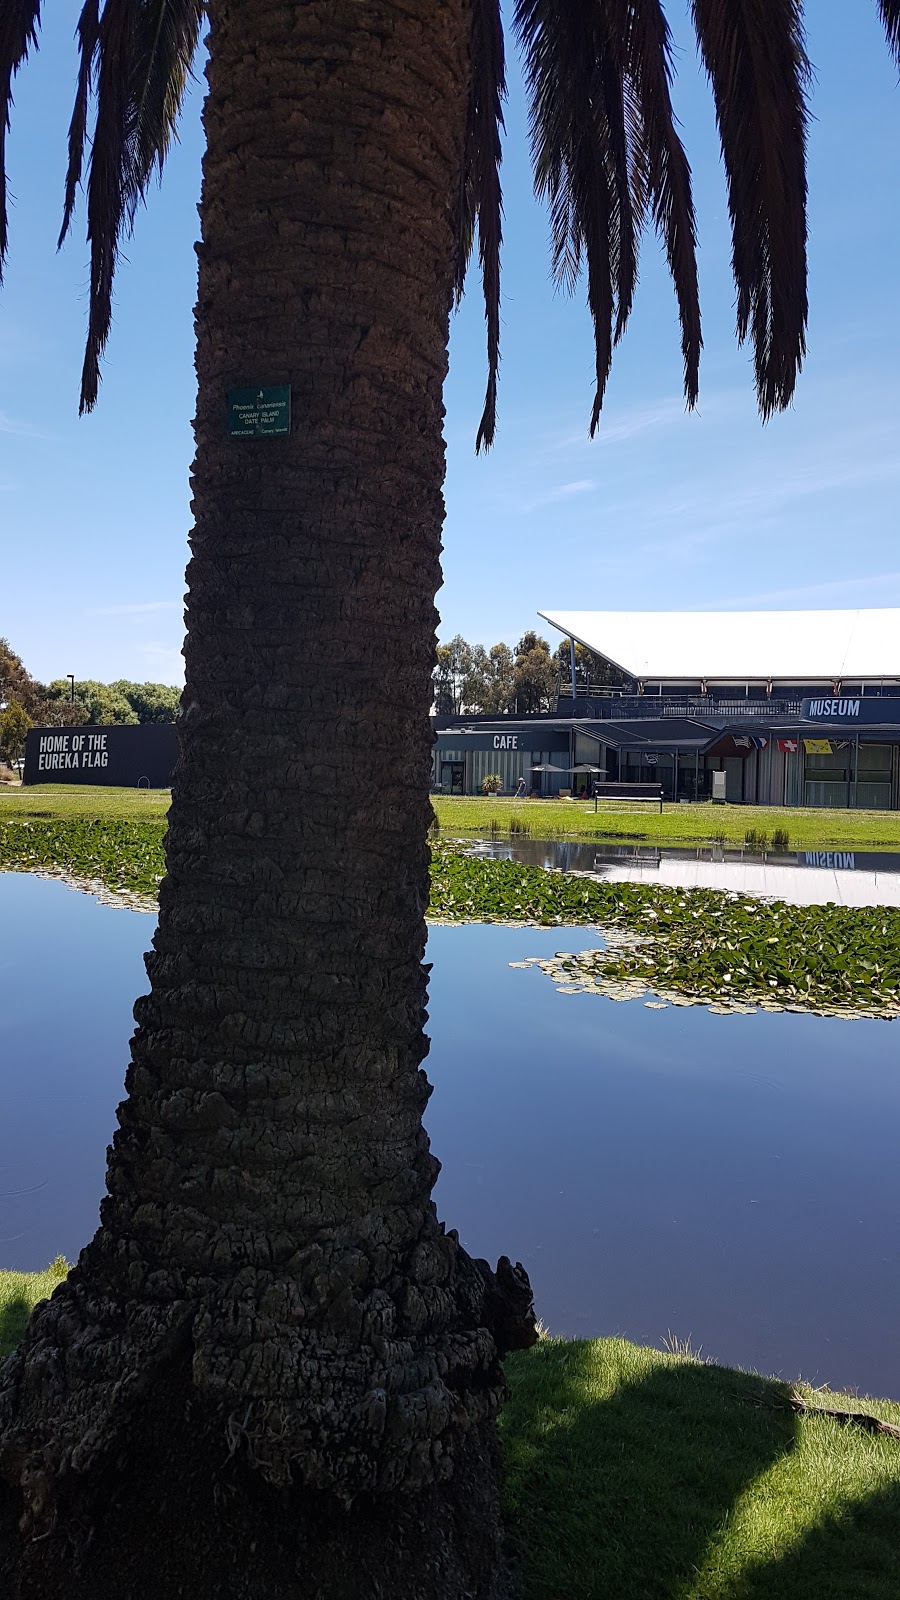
[
  {"x1": 45, "y1": 677, "x2": 181, "y2": 726},
  {"x1": 0, "y1": 636, "x2": 179, "y2": 766},
  {"x1": 433, "y1": 630, "x2": 616, "y2": 715},
  {"x1": 433, "y1": 630, "x2": 562, "y2": 715}
]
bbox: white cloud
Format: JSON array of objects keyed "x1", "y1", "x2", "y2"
[
  {"x1": 520, "y1": 479, "x2": 596, "y2": 512},
  {"x1": 557, "y1": 479, "x2": 595, "y2": 495},
  {"x1": 0, "y1": 411, "x2": 47, "y2": 439},
  {"x1": 553, "y1": 389, "x2": 740, "y2": 453}
]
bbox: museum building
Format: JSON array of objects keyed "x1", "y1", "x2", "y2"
[{"x1": 433, "y1": 608, "x2": 900, "y2": 810}]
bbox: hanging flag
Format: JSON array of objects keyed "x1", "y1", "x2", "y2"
[
  {"x1": 751, "y1": 735, "x2": 769, "y2": 750},
  {"x1": 777, "y1": 737, "x2": 799, "y2": 754},
  {"x1": 803, "y1": 738, "x2": 833, "y2": 755}
]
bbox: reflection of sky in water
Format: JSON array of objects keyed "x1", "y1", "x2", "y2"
[{"x1": 2, "y1": 874, "x2": 899, "y2": 1399}]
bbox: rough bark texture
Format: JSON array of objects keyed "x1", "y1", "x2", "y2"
[{"x1": 0, "y1": 1, "x2": 535, "y2": 1593}]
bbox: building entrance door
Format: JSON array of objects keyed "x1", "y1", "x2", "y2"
[{"x1": 440, "y1": 761, "x2": 465, "y2": 796}]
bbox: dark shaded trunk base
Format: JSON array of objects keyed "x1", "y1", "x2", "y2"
[{"x1": 0, "y1": 1358, "x2": 512, "y2": 1600}]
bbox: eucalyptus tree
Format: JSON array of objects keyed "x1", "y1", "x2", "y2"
[
  {"x1": 2, "y1": 1, "x2": 899, "y2": 1595},
  {"x1": 0, "y1": 699, "x2": 31, "y2": 765},
  {"x1": 512, "y1": 631, "x2": 556, "y2": 713}
]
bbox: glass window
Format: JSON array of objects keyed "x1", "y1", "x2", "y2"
[
  {"x1": 858, "y1": 744, "x2": 892, "y2": 771},
  {"x1": 856, "y1": 781, "x2": 891, "y2": 810},
  {"x1": 804, "y1": 752, "x2": 849, "y2": 774},
  {"x1": 804, "y1": 781, "x2": 848, "y2": 808}
]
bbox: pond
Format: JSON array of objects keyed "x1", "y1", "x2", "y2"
[
  {"x1": 2, "y1": 872, "x2": 899, "y2": 1400},
  {"x1": 465, "y1": 837, "x2": 900, "y2": 907}
]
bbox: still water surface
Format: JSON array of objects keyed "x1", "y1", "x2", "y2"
[
  {"x1": 1, "y1": 872, "x2": 898, "y2": 1399},
  {"x1": 467, "y1": 837, "x2": 900, "y2": 907}
]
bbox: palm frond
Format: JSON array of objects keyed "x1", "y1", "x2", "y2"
[
  {"x1": 513, "y1": 0, "x2": 701, "y2": 432},
  {"x1": 597, "y1": 25, "x2": 639, "y2": 347},
  {"x1": 59, "y1": 0, "x2": 101, "y2": 251},
  {"x1": 456, "y1": 0, "x2": 506, "y2": 452},
  {"x1": 877, "y1": 0, "x2": 900, "y2": 65},
  {"x1": 76, "y1": 0, "x2": 203, "y2": 413},
  {"x1": 515, "y1": 0, "x2": 645, "y2": 435},
  {"x1": 0, "y1": 0, "x2": 42, "y2": 280},
  {"x1": 618, "y1": 0, "x2": 701, "y2": 406},
  {"x1": 690, "y1": 0, "x2": 810, "y2": 418}
]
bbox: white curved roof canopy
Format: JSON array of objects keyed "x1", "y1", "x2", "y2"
[{"x1": 538, "y1": 609, "x2": 900, "y2": 682}]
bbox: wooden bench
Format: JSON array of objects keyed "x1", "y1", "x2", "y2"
[{"x1": 591, "y1": 782, "x2": 664, "y2": 814}]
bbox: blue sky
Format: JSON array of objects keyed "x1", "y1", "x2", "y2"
[{"x1": 2, "y1": 4, "x2": 899, "y2": 685}]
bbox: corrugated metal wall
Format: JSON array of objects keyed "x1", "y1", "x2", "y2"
[
  {"x1": 765, "y1": 741, "x2": 786, "y2": 805},
  {"x1": 468, "y1": 748, "x2": 532, "y2": 794},
  {"x1": 434, "y1": 745, "x2": 574, "y2": 795},
  {"x1": 751, "y1": 740, "x2": 787, "y2": 806},
  {"x1": 783, "y1": 748, "x2": 802, "y2": 806}
]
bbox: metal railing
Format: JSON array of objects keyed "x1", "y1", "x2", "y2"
[{"x1": 556, "y1": 692, "x2": 803, "y2": 720}]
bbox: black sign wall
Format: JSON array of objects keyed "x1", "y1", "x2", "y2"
[
  {"x1": 24, "y1": 725, "x2": 177, "y2": 789},
  {"x1": 800, "y1": 696, "x2": 900, "y2": 725},
  {"x1": 434, "y1": 729, "x2": 571, "y2": 752}
]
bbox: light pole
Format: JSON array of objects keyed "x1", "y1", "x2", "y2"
[{"x1": 67, "y1": 674, "x2": 75, "y2": 703}]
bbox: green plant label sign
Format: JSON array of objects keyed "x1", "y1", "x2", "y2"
[{"x1": 227, "y1": 385, "x2": 291, "y2": 437}]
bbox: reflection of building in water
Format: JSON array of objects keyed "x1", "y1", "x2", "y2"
[
  {"x1": 803, "y1": 851, "x2": 856, "y2": 871},
  {"x1": 433, "y1": 607, "x2": 900, "y2": 810}
]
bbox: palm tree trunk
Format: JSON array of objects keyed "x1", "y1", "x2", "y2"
[{"x1": 0, "y1": 2, "x2": 534, "y2": 1593}]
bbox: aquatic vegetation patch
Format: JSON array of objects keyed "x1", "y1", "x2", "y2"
[
  {"x1": 0, "y1": 817, "x2": 165, "y2": 905},
  {"x1": 2, "y1": 821, "x2": 898, "y2": 1017},
  {"x1": 430, "y1": 846, "x2": 900, "y2": 1019},
  {"x1": 517, "y1": 945, "x2": 879, "y2": 1019}
]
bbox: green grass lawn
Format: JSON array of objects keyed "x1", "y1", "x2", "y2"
[
  {"x1": 3, "y1": 1265, "x2": 898, "y2": 1598},
  {"x1": 432, "y1": 795, "x2": 900, "y2": 849},
  {"x1": 503, "y1": 1336, "x2": 900, "y2": 1599},
  {"x1": 0, "y1": 784, "x2": 170, "y2": 821},
  {"x1": 0, "y1": 1258, "x2": 69, "y2": 1353},
  {"x1": 5, "y1": 785, "x2": 900, "y2": 850}
]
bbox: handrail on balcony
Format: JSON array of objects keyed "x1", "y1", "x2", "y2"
[{"x1": 556, "y1": 691, "x2": 803, "y2": 720}]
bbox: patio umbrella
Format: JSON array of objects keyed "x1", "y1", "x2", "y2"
[
  {"x1": 571, "y1": 764, "x2": 606, "y2": 774},
  {"x1": 530, "y1": 763, "x2": 568, "y2": 772}
]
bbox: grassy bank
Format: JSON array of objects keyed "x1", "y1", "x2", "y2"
[
  {"x1": 0, "y1": 1258, "x2": 69, "y2": 1353},
  {"x1": 5, "y1": 785, "x2": 900, "y2": 850},
  {"x1": 503, "y1": 1336, "x2": 900, "y2": 1600},
  {"x1": 432, "y1": 795, "x2": 900, "y2": 849},
  {"x1": 0, "y1": 785, "x2": 170, "y2": 821},
  {"x1": 3, "y1": 1265, "x2": 899, "y2": 1598}
]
